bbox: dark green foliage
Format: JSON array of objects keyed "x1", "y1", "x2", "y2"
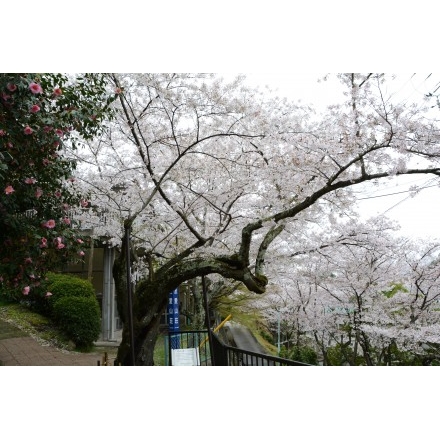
[
  {"x1": 30, "y1": 272, "x2": 95, "y2": 316},
  {"x1": 280, "y1": 345, "x2": 318, "y2": 365},
  {"x1": 29, "y1": 272, "x2": 101, "y2": 348},
  {"x1": 326, "y1": 343, "x2": 366, "y2": 366},
  {"x1": 259, "y1": 329, "x2": 274, "y2": 344},
  {"x1": 326, "y1": 344, "x2": 348, "y2": 366},
  {"x1": 52, "y1": 296, "x2": 101, "y2": 349},
  {"x1": 0, "y1": 292, "x2": 14, "y2": 306},
  {"x1": 386, "y1": 342, "x2": 440, "y2": 366},
  {"x1": 46, "y1": 272, "x2": 95, "y2": 303},
  {"x1": 323, "y1": 341, "x2": 440, "y2": 366}
]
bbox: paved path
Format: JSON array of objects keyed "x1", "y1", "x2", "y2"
[
  {"x1": 222, "y1": 322, "x2": 275, "y2": 365},
  {"x1": 0, "y1": 318, "x2": 118, "y2": 366},
  {"x1": 227, "y1": 323, "x2": 268, "y2": 354}
]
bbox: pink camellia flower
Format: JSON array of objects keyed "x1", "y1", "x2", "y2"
[
  {"x1": 80, "y1": 199, "x2": 89, "y2": 208},
  {"x1": 6, "y1": 142, "x2": 13, "y2": 149},
  {"x1": 24, "y1": 257, "x2": 32, "y2": 264},
  {"x1": 54, "y1": 237, "x2": 65, "y2": 249},
  {"x1": 25, "y1": 177, "x2": 36, "y2": 184},
  {"x1": 54, "y1": 190, "x2": 62, "y2": 198},
  {"x1": 42, "y1": 158, "x2": 50, "y2": 166},
  {"x1": 44, "y1": 219, "x2": 56, "y2": 229},
  {"x1": 22, "y1": 286, "x2": 30, "y2": 295},
  {"x1": 6, "y1": 83, "x2": 17, "y2": 92},
  {"x1": 45, "y1": 291, "x2": 53, "y2": 297},
  {"x1": 62, "y1": 217, "x2": 71, "y2": 225},
  {"x1": 40, "y1": 237, "x2": 48, "y2": 248},
  {"x1": 53, "y1": 88, "x2": 62, "y2": 96},
  {"x1": 43, "y1": 126, "x2": 52, "y2": 133},
  {"x1": 5, "y1": 185, "x2": 14, "y2": 195},
  {"x1": 0, "y1": 129, "x2": 6, "y2": 136},
  {"x1": 77, "y1": 238, "x2": 84, "y2": 244},
  {"x1": 29, "y1": 82, "x2": 43, "y2": 94},
  {"x1": 24, "y1": 126, "x2": 33, "y2": 135},
  {"x1": 30, "y1": 104, "x2": 40, "y2": 113},
  {"x1": 35, "y1": 188, "x2": 43, "y2": 198},
  {"x1": 78, "y1": 251, "x2": 85, "y2": 257},
  {"x1": 55, "y1": 128, "x2": 64, "y2": 137}
]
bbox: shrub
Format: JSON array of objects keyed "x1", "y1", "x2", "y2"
[
  {"x1": 46, "y1": 273, "x2": 95, "y2": 303},
  {"x1": 259, "y1": 329, "x2": 274, "y2": 344},
  {"x1": 326, "y1": 343, "x2": 365, "y2": 366},
  {"x1": 281, "y1": 345, "x2": 319, "y2": 365},
  {"x1": 30, "y1": 272, "x2": 96, "y2": 317},
  {"x1": 25, "y1": 272, "x2": 96, "y2": 316},
  {"x1": 53, "y1": 296, "x2": 101, "y2": 349}
]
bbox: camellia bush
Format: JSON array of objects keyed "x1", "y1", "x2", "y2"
[{"x1": 0, "y1": 73, "x2": 116, "y2": 302}]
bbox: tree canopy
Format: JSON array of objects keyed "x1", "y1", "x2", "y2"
[
  {"x1": 70, "y1": 73, "x2": 440, "y2": 364},
  {"x1": 260, "y1": 217, "x2": 440, "y2": 365}
]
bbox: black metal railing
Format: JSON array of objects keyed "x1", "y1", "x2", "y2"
[
  {"x1": 210, "y1": 332, "x2": 311, "y2": 366},
  {"x1": 166, "y1": 330, "x2": 312, "y2": 366}
]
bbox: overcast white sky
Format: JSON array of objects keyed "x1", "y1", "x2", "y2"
[{"x1": 237, "y1": 73, "x2": 440, "y2": 241}]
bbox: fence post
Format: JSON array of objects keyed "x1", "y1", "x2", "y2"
[
  {"x1": 210, "y1": 332, "x2": 228, "y2": 366},
  {"x1": 202, "y1": 275, "x2": 215, "y2": 365}
]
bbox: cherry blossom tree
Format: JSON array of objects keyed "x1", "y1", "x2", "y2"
[
  {"x1": 375, "y1": 241, "x2": 440, "y2": 363},
  {"x1": 0, "y1": 73, "x2": 116, "y2": 302},
  {"x1": 260, "y1": 218, "x2": 440, "y2": 365},
  {"x1": 315, "y1": 223, "x2": 404, "y2": 365},
  {"x1": 74, "y1": 73, "x2": 440, "y2": 365}
]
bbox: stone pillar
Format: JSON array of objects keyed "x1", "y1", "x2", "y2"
[{"x1": 102, "y1": 245, "x2": 116, "y2": 341}]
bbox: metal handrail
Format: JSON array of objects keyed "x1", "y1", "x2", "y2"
[
  {"x1": 166, "y1": 330, "x2": 312, "y2": 366},
  {"x1": 223, "y1": 343, "x2": 311, "y2": 366}
]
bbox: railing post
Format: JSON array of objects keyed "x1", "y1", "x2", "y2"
[
  {"x1": 202, "y1": 275, "x2": 215, "y2": 365},
  {"x1": 210, "y1": 332, "x2": 229, "y2": 366}
]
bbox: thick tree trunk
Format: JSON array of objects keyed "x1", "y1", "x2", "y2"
[
  {"x1": 111, "y1": 219, "x2": 281, "y2": 365},
  {"x1": 112, "y1": 228, "x2": 169, "y2": 365},
  {"x1": 113, "y1": 271, "x2": 169, "y2": 366},
  {"x1": 113, "y1": 254, "x2": 271, "y2": 365},
  {"x1": 191, "y1": 279, "x2": 205, "y2": 330}
]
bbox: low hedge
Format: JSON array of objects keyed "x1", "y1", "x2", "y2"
[
  {"x1": 46, "y1": 273, "x2": 96, "y2": 303},
  {"x1": 39, "y1": 273, "x2": 101, "y2": 348},
  {"x1": 53, "y1": 296, "x2": 101, "y2": 349}
]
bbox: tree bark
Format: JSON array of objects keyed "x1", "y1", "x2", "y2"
[{"x1": 113, "y1": 243, "x2": 271, "y2": 365}]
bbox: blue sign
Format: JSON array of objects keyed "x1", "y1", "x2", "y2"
[{"x1": 168, "y1": 288, "x2": 180, "y2": 348}]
